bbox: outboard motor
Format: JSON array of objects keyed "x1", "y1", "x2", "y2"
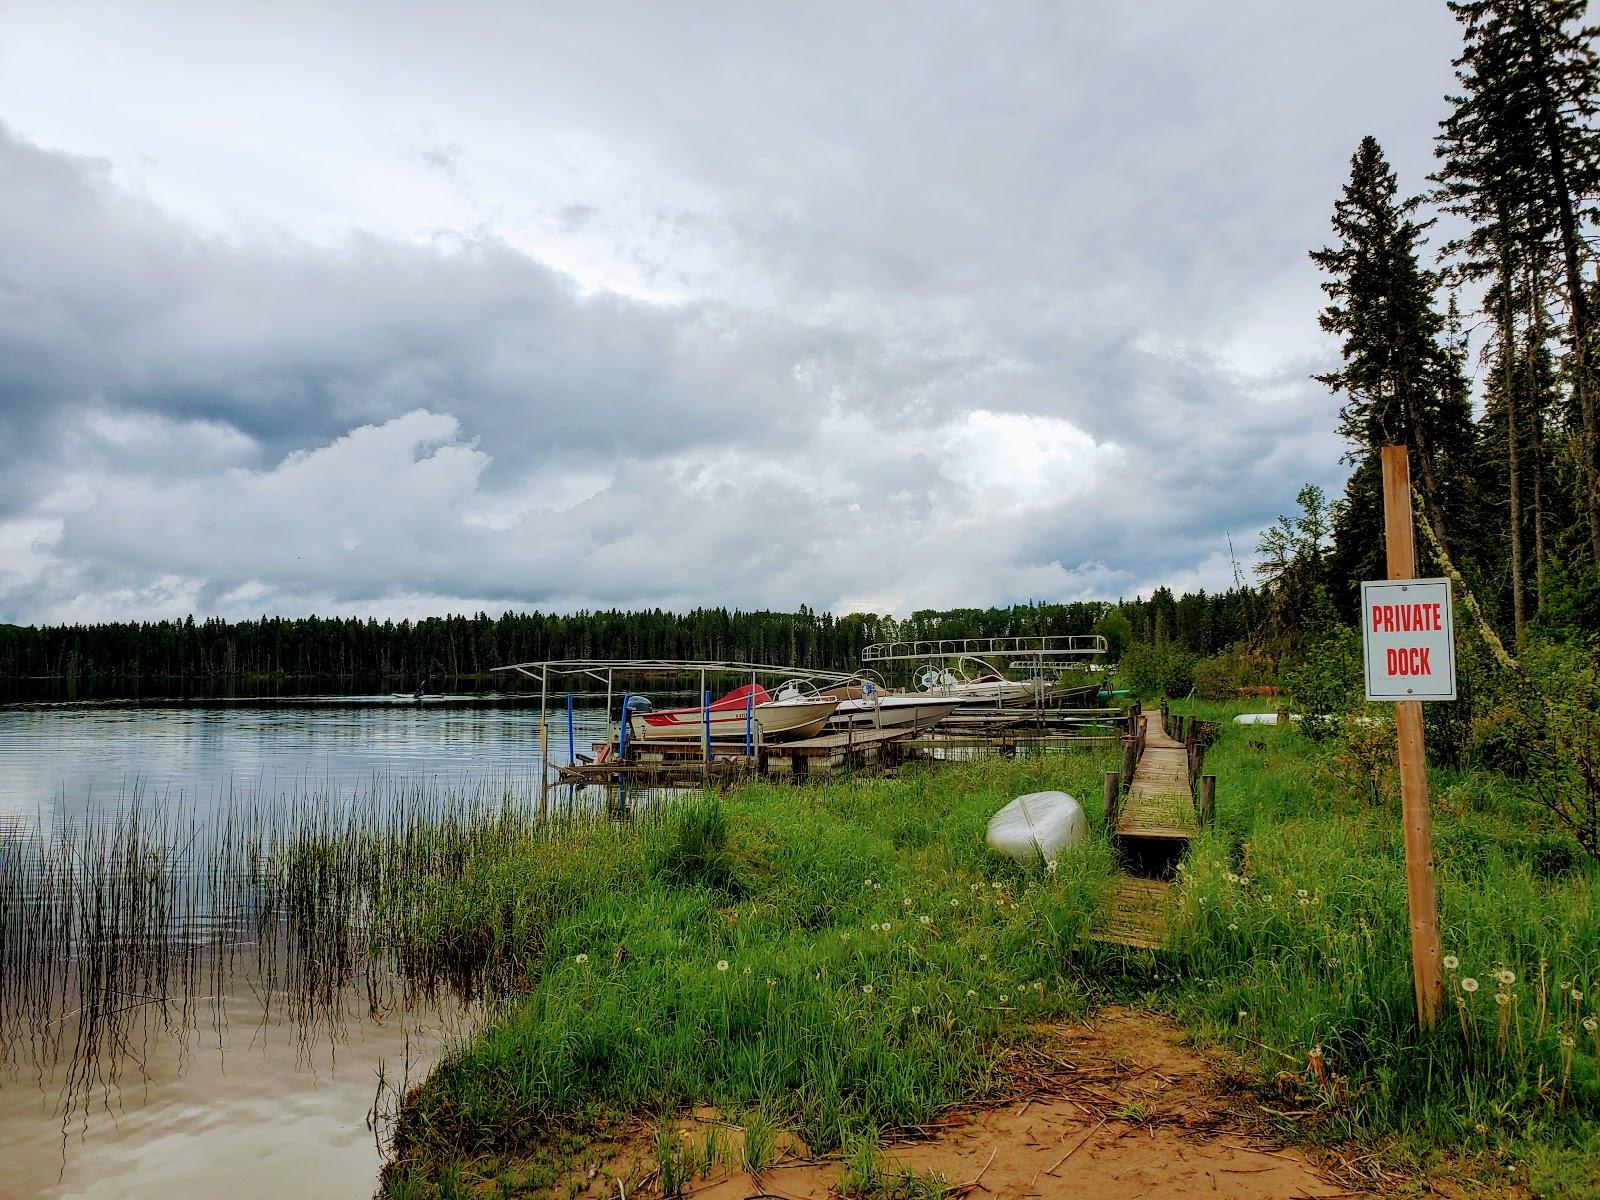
[{"x1": 623, "y1": 695, "x2": 653, "y2": 713}]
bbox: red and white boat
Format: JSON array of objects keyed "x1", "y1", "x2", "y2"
[{"x1": 627, "y1": 684, "x2": 839, "y2": 743}]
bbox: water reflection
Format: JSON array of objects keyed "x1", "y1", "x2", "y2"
[{"x1": 0, "y1": 699, "x2": 642, "y2": 1200}]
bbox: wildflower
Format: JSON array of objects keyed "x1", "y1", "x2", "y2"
[
  {"x1": 1000, "y1": 994, "x2": 1010, "y2": 1003},
  {"x1": 992, "y1": 880, "x2": 1004, "y2": 890},
  {"x1": 1296, "y1": 889, "x2": 1309, "y2": 899},
  {"x1": 1494, "y1": 993, "x2": 1511, "y2": 1007},
  {"x1": 882, "y1": 921, "x2": 892, "y2": 932},
  {"x1": 1225, "y1": 872, "x2": 1239, "y2": 885},
  {"x1": 1046, "y1": 860, "x2": 1058, "y2": 876},
  {"x1": 862, "y1": 985, "x2": 874, "y2": 996},
  {"x1": 1443, "y1": 954, "x2": 1459, "y2": 971},
  {"x1": 1033, "y1": 980, "x2": 1044, "y2": 992},
  {"x1": 717, "y1": 960, "x2": 729, "y2": 972},
  {"x1": 1239, "y1": 876, "x2": 1251, "y2": 888},
  {"x1": 575, "y1": 953, "x2": 589, "y2": 965},
  {"x1": 1198, "y1": 896, "x2": 1207, "y2": 904},
  {"x1": 1228, "y1": 923, "x2": 1239, "y2": 932},
  {"x1": 1573, "y1": 989, "x2": 1585, "y2": 1003},
  {"x1": 1238, "y1": 1010, "x2": 1247, "y2": 1019},
  {"x1": 765, "y1": 977, "x2": 777, "y2": 988},
  {"x1": 950, "y1": 898, "x2": 960, "y2": 907},
  {"x1": 744, "y1": 966, "x2": 752, "y2": 976},
  {"x1": 904, "y1": 898, "x2": 914, "y2": 908},
  {"x1": 920, "y1": 914, "x2": 932, "y2": 926},
  {"x1": 966, "y1": 989, "x2": 977, "y2": 998},
  {"x1": 864, "y1": 878, "x2": 873, "y2": 888},
  {"x1": 871, "y1": 924, "x2": 881, "y2": 933},
  {"x1": 1496, "y1": 969, "x2": 1515, "y2": 987},
  {"x1": 979, "y1": 953, "x2": 989, "y2": 962},
  {"x1": 1462, "y1": 977, "x2": 1479, "y2": 994},
  {"x1": 1307, "y1": 1046, "x2": 1322, "y2": 1059},
  {"x1": 1560, "y1": 1034, "x2": 1576, "y2": 1049},
  {"x1": 873, "y1": 882, "x2": 882, "y2": 891},
  {"x1": 911, "y1": 1005, "x2": 922, "y2": 1017},
  {"x1": 841, "y1": 932, "x2": 851, "y2": 942},
  {"x1": 1583, "y1": 1016, "x2": 1597, "y2": 1033}
]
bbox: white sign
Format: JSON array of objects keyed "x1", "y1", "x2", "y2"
[{"x1": 1361, "y1": 578, "x2": 1456, "y2": 701}]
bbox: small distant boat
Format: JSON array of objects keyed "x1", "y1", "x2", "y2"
[{"x1": 628, "y1": 684, "x2": 839, "y2": 743}]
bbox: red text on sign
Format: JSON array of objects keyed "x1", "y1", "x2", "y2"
[
  {"x1": 1385, "y1": 647, "x2": 1432, "y2": 676},
  {"x1": 1369, "y1": 602, "x2": 1443, "y2": 633}
]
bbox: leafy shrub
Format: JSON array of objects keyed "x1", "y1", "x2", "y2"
[
  {"x1": 1193, "y1": 644, "x2": 1276, "y2": 700},
  {"x1": 1122, "y1": 642, "x2": 1198, "y2": 698},
  {"x1": 1279, "y1": 625, "x2": 1362, "y2": 741}
]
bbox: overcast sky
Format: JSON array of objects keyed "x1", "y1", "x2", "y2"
[{"x1": 0, "y1": 1, "x2": 1466, "y2": 624}]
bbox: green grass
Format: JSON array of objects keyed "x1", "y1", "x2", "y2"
[
  {"x1": 383, "y1": 753, "x2": 1118, "y2": 1191},
  {"x1": 381, "y1": 711, "x2": 1600, "y2": 1198}
]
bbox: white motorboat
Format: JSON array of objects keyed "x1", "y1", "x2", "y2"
[
  {"x1": 627, "y1": 684, "x2": 839, "y2": 743},
  {"x1": 823, "y1": 685, "x2": 965, "y2": 732},
  {"x1": 916, "y1": 666, "x2": 1047, "y2": 710}
]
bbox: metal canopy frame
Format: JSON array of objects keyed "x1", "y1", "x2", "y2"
[{"x1": 861, "y1": 635, "x2": 1107, "y2": 664}]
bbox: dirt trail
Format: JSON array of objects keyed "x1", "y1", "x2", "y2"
[{"x1": 573, "y1": 1008, "x2": 1361, "y2": 1200}]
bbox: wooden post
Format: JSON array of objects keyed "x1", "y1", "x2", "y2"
[
  {"x1": 1381, "y1": 444, "x2": 1444, "y2": 1031},
  {"x1": 1103, "y1": 770, "x2": 1120, "y2": 830},
  {"x1": 1198, "y1": 775, "x2": 1215, "y2": 828}
]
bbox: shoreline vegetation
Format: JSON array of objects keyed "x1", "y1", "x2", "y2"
[{"x1": 372, "y1": 705, "x2": 1598, "y2": 1200}]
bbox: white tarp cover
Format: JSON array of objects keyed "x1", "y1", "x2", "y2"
[{"x1": 985, "y1": 791, "x2": 1087, "y2": 863}]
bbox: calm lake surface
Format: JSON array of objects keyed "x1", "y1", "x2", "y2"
[{"x1": 0, "y1": 696, "x2": 612, "y2": 1200}]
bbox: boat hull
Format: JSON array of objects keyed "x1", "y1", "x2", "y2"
[
  {"x1": 827, "y1": 695, "x2": 963, "y2": 732},
  {"x1": 629, "y1": 698, "x2": 839, "y2": 743}
]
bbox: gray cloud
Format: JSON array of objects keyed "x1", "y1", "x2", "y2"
[{"x1": 0, "y1": 1, "x2": 1466, "y2": 623}]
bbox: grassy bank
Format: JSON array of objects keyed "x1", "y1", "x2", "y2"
[{"x1": 382, "y1": 713, "x2": 1600, "y2": 1198}]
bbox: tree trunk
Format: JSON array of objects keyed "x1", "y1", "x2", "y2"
[
  {"x1": 1529, "y1": 261, "x2": 1550, "y2": 613},
  {"x1": 1501, "y1": 250, "x2": 1526, "y2": 637},
  {"x1": 1525, "y1": 4, "x2": 1600, "y2": 560}
]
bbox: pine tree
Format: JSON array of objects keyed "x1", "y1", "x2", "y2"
[{"x1": 1312, "y1": 137, "x2": 1475, "y2": 562}]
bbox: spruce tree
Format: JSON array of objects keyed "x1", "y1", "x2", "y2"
[
  {"x1": 1311, "y1": 137, "x2": 1475, "y2": 565},
  {"x1": 1441, "y1": 0, "x2": 1600, "y2": 562}
]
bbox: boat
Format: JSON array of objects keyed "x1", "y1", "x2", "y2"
[
  {"x1": 627, "y1": 683, "x2": 839, "y2": 743},
  {"x1": 818, "y1": 682, "x2": 964, "y2": 732},
  {"x1": 916, "y1": 666, "x2": 1047, "y2": 710}
]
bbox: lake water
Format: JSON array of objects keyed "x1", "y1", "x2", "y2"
[{"x1": 0, "y1": 696, "x2": 615, "y2": 1200}]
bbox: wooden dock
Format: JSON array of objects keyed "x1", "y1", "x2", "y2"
[{"x1": 1092, "y1": 706, "x2": 1216, "y2": 951}]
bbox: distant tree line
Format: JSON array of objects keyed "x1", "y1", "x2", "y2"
[{"x1": 0, "y1": 592, "x2": 1265, "y2": 684}]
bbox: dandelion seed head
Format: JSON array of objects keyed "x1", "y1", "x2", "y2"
[
  {"x1": 1000, "y1": 994, "x2": 1009, "y2": 1003},
  {"x1": 575, "y1": 953, "x2": 589, "y2": 965},
  {"x1": 766, "y1": 977, "x2": 777, "y2": 988},
  {"x1": 1496, "y1": 969, "x2": 1515, "y2": 987},
  {"x1": 950, "y1": 898, "x2": 960, "y2": 907},
  {"x1": 979, "y1": 953, "x2": 989, "y2": 962},
  {"x1": 920, "y1": 914, "x2": 932, "y2": 926},
  {"x1": 1297, "y1": 889, "x2": 1309, "y2": 899},
  {"x1": 904, "y1": 898, "x2": 914, "y2": 908},
  {"x1": 1495, "y1": 993, "x2": 1510, "y2": 1007},
  {"x1": 1307, "y1": 1046, "x2": 1323, "y2": 1059},
  {"x1": 1583, "y1": 1016, "x2": 1597, "y2": 1033},
  {"x1": 1462, "y1": 977, "x2": 1479, "y2": 993},
  {"x1": 882, "y1": 921, "x2": 892, "y2": 932},
  {"x1": 966, "y1": 989, "x2": 977, "y2": 998},
  {"x1": 911, "y1": 1005, "x2": 922, "y2": 1017},
  {"x1": 1573, "y1": 989, "x2": 1585, "y2": 1003},
  {"x1": 1443, "y1": 954, "x2": 1459, "y2": 970},
  {"x1": 717, "y1": 960, "x2": 729, "y2": 972},
  {"x1": 862, "y1": 985, "x2": 874, "y2": 995}
]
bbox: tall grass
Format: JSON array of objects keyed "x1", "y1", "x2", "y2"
[{"x1": 1165, "y1": 703, "x2": 1599, "y2": 1190}]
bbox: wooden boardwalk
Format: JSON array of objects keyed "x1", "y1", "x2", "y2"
[
  {"x1": 1115, "y1": 713, "x2": 1200, "y2": 842},
  {"x1": 1092, "y1": 710, "x2": 1210, "y2": 951}
]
